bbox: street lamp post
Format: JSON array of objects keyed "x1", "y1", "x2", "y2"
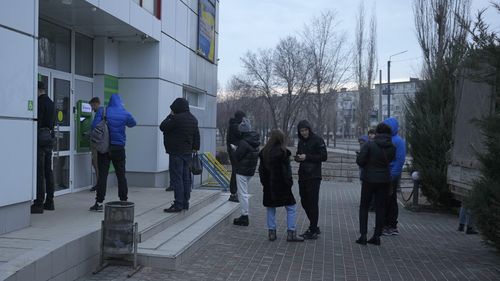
[{"x1": 387, "y1": 50, "x2": 407, "y2": 118}]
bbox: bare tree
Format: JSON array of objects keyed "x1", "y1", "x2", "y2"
[
  {"x1": 273, "y1": 36, "x2": 312, "y2": 139},
  {"x1": 302, "y1": 11, "x2": 351, "y2": 140},
  {"x1": 413, "y1": 0, "x2": 470, "y2": 77},
  {"x1": 355, "y1": 2, "x2": 377, "y2": 135},
  {"x1": 240, "y1": 49, "x2": 280, "y2": 130}
]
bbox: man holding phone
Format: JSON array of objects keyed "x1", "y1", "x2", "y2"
[{"x1": 295, "y1": 120, "x2": 328, "y2": 239}]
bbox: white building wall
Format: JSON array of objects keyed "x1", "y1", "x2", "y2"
[{"x1": 0, "y1": 0, "x2": 38, "y2": 234}]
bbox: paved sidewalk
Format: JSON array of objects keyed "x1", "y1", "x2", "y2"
[{"x1": 81, "y1": 181, "x2": 500, "y2": 281}]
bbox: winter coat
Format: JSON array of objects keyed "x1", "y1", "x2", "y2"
[
  {"x1": 233, "y1": 131, "x2": 260, "y2": 176},
  {"x1": 37, "y1": 94, "x2": 54, "y2": 130},
  {"x1": 226, "y1": 117, "x2": 243, "y2": 146},
  {"x1": 296, "y1": 120, "x2": 328, "y2": 181},
  {"x1": 383, "y1": 117, "x2": 406, "y2": 180},
  {"x1": 356, "y1": 133, "x2": 396, "y2": 183},
  {"x1": 160, "y1": 98, "x2": 201, "y2": 155},
  {"x1": 259, "y1": 147, "x2": 296, "y2": 208},
  {"x1": 92, "y1": 94, "x2": 136, "y2": 146}
]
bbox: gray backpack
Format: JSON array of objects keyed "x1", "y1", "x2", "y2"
[{"x1": 90, "y1": 107, "x2": 110, "y2": 153}]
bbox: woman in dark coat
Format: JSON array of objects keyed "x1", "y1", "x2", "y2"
[
  {"x1": 259, "y1": 130, "x2": 303, "y2": 242},
  {"x1": 355, "y1": 123, "x2": 396, "y2": 246}
]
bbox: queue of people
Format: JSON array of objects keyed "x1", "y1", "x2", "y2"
[{"x1": 34, "y1": 95, "x2": 472, "y2": 244}]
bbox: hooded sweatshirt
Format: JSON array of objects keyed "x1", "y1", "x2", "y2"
[
  {"x1": 356, "y1": 133, "x2": 396, "y2": 183},
  {"x1": 92, "y1": 94, "x2": 136, "y2": 146},
  {"x1": 383, "y1": 117, "x2": 406, "y2": 180},
  {"x1": 160, "y1": 98, "x2": 200, "y2": 154},
  {"x1": 296, "y1": 120, "x2": 328, "y2": 181}
]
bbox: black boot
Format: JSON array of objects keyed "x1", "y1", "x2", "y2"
[
  {"x1": 466, "y1": 227, "x2": 478, "y2": 235},
  {"x1": 43, "y1": 200, "x2": 55, "y2": 211},
  {"x1": 228, "y1": 194, "x2": 239, "y2": 203},
  {"x1": 233, "y1": 215, "x2": 249, "y2": 226},
  {"x1": 356, "y1": 235, "x2": 367, "y2": 245},
  {"x1": 287, "y1": 230, "x2": 304, "y2": 242},
  {"x1": 268, "y1": 229, "x2": 277, "y2": 241},
  {"x1": 367, "y1": 236, "x2": 381, "y2": 246},
  {"x1": 458, "y1": 224, "x2": 465, "y2": 232},
  {"x1": 300, "y1": 227, "x2": 319, "y2": 240},
  {"x1": 31, "y1": 204, "x2": 44, "y2": 214}
]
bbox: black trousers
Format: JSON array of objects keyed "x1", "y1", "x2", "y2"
[
  {"x1": 96, "y1": 145, "x2": 128, "y2": 203},
  {"x1": 384, "y1": 178, "x2": 400, "y2": 228},
  {"x1": 227, "y1": 146, "x2": 237, "y2": 194},
  {"x1": 359, "y1": 181, "x2": 389, "y2": 237},
  {"x1": 35, "y1": 145, "x2": 54, "y2": 205},
  {"x1": 299, "y1": 179, "x2": 321, "y2": 230}
]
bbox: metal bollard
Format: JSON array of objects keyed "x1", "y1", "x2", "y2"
[{"x1": 411, "y1": 171, "x2": 420, "y2": 206}]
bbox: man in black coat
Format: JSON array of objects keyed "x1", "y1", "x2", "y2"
[
  {"x1": 295, "y1": 120, "x2": 328, "y2": 239},
  {"x1": 226, "y1": 110, "x2": 246, "y2": 202},
  {"x1": 32, "y1": 81, "x2": 55, "y2": 214},
  {"x1": 160, "y1": 98, "x2": 200, "y2": 213}
]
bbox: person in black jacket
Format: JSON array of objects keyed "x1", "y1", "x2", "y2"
[
  {"x1": 232, "y1": 118, "x2": 260, "y2": 226},
  {"x1": 259, "y1": 130, "x2": 303, "y2": 242},
  {"x1": 32, "y1": 81, "x2": 55, "y2": 214},
  {"x1": 355, "y1": 123, "x2": 396, "y2": 246},
  {"x1": 160, "y1": 98, "x2": 201, "y2": 213},
  {"x1": 226, "y1": 110, "x2": 245, "y2": 202},
  {"x1": 295, "y1": 120, "x2": 328, "y2": 239}
]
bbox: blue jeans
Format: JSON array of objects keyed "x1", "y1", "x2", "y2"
[
  {"x1": 169, "y1": 154, "x2": 192, "y2": 209},
  {"x1": 459, "y1": 207, "x2": 473, "y2": 226},
  {"x1": 267, "y1": 205, "x2": 297, "y2": 231}
]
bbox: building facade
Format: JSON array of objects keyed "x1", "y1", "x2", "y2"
[
  {"x1": 0, "y1": 0, "x2": 218, "y2": 235},
  {"x1": 373, "y1": 78, "x2": 421, "y2": 136}
]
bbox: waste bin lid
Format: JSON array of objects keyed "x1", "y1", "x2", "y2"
[{"x1": 105, "y1": 201, "x2": 135, "y2": 208}]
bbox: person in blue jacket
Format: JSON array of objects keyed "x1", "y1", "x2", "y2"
[
  {"x1": 89, "y1": 94, "x2": 136, "y2": 212},
  {"x1": 382, "y1": 117, "x2": 406, "y2": 235}
]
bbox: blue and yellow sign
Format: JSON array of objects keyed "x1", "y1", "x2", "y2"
[{"x1": 198, "y1": 0, "x2": 216, "y2": 63}]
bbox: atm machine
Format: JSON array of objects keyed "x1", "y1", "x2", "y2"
[{"x1": 75, "y1": 100, "x2": 92, "y2": 153}]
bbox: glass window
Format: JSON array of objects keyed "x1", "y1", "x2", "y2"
[
  {"x1": 75, "y1": 33, "x2": 93, "y2": 78},
  {"x1": 142, "y1": 0, "x2": 155, "y2": 14},
  {"x1": 184, "y1": 91, "x2": 199, "y2": 107},
  {"x1": 38, "y1": 20, "x2": 71, "y2": 72},
  {"x1": 54, "y1": 78, "x2": 71, "y2": 126}
]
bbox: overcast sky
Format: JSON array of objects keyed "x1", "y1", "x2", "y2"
[{"x1": 218, "y1": 0, "x2": 499, "y2": 90}]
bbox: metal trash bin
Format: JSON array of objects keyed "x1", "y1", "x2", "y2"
[
  {"x1": 94, "y1": 201, "x2": 141, "y2": 277},
  {"x1": 103, "y1": 201, "x2": 135, "y2": 255}
]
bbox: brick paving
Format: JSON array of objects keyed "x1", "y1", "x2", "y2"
[{"x1": 81, "y1": 181, "x2": 500, "y2": 281}]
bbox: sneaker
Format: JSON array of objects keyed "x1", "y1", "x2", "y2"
[
  {"x1": 164, "y1": 205, "x2": 182, "y2": 213},
  {"x1": 31, "y1": 204, "x2": 44, "y2": 214},
  {"x1": 466, "y1": 227, "x2": 478, "y2": 235},
  {"x1": 300, "y1": 229, "x2": 318, "y2": 240},
  {"x1": 300, "y1": 227, "x2": 320, "y2": 237},
  {"x1": 43, "y1": 201, "x2": 55, "y2": 211},
  {"x1": 228, "y1": 194, "x2": 239, "y2": 203},
  {"x1": 382, "y1": 228, "x2": 392, "y2": 236},
  {"x1": 391, "y1": 228, "x2": 399, "y2": 235},
  {"x1": 233, "y1": 215, "x2": 249, "y2": 226},
  {"x1": 165, "y1": 186, "x2": 174, "y2": 192},
  {"x1": 90, "y1": 186, "x2": 97, "y2": 192},
  {"x1": 89, "y1": 202, "x2": 103, "y2": 212}
]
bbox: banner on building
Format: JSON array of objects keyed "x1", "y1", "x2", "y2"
[{"x1": 198, "y1": 0, "x2": 216, "y2": 63}]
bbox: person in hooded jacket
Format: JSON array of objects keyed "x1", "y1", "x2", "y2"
[
  {"x1": 232, "y1": 118, "x2": 260, "y2": 226},
  {"x1": 295, "y1": 120, "x2": 328, "y2": 239},
  {"x1": 226, "y1": 110, "x2": 246, "y2": 202},
  {"x1": 259, "y1": 130, "x2": 303, "y2": 242},
  {"x1": 90, "y1": 94, "x2": 136, "y2": 212},
  {"x1": 355, "y1": 123, "x2": 396, "y2": 246},
  {"x1": 160, "y1": 98, "x2": 201, "y2": 213},
  {"x1": 382, "y1": 117, "x2": 406, "y2": 236}
]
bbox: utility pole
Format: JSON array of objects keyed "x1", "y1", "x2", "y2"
[
  {"x1": 387, "y1": 50, "x2": 407, "y2": 118},
  {"x1": 379, "y1": 69, "x2": 382, "y2": 122}
]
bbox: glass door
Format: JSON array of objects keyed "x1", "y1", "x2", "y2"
[
  {"x1": 38, "y1": 68, "x2": 74, "y2": 195},
  {"x1": 52, "y1": 73, "x2": 73, "y2": 195}
]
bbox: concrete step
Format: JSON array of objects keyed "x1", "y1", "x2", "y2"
[
  {"x1": 137, "y1": 195, "x2": 239, "y2": 270},
  {"x1": 137, "y1": 190, "x2": 221, "y2": 243}
]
